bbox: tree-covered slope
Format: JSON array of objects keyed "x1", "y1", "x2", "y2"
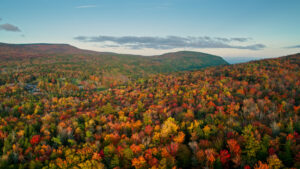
[{"x1": 0, "y1": 53, "x2": 299, "y2": 168}]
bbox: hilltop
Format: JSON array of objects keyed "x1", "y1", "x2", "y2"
[{"x1": 0, "y1": 43, "x2": 98, "y2": 58}]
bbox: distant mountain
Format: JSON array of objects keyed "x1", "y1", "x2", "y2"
[
  {"x1": 0, "y1": 43, "x2": 98, "y2": 58},
  {"x1": 0, "y1": 42, "x2": 228, "y2": 67},
  {"x1": 0, "y1": 43, "x2": 228, "y2": 85},
  {"x1": 151, "y1": 51, "x2": 228, "y2": 72}
]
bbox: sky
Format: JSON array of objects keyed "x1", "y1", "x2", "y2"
[{"x1": 0, "y1": 0, "x2": 300, "y2": 63}]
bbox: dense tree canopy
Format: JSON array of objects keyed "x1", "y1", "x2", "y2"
[{"x1": 0, "y1": 53, "x2": 299, "y2": 168}]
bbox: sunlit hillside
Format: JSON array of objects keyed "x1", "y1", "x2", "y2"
[{"x1": 0, "y1": 53, "x2": 299, "y2": 168}]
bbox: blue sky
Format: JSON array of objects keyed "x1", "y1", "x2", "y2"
[{"x1": 0, "y1": 0, "x2": 300, "y2": 62}]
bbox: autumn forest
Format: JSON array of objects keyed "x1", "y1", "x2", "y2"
[{"x1": 0, "y1": 44, "x2": 299, "y2": 169}]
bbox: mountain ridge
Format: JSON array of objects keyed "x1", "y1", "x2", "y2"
[{"x1": 0, "y1": 42, "x2": 228, "y2": 62}]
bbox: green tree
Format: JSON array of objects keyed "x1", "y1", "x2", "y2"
[{"x1": 242, "y1": 125, "x2": 260, "y2": 165}]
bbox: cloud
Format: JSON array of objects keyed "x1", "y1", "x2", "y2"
[
  {"x1": 74, "y1": 35, "x2": 265, "y2": 50},
  {"x1": 0, "y1": 23, "x2": 21, "y2": 32},
  {"x1": 285, "y1": 45, "x2": 300, "y2": 49},
  {"x1": 76, "y1": 5, "x2": 97, "y2": 9}
]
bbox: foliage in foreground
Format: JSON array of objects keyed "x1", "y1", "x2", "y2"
[{"x1": 0, "y1": 54, "x2": 299, "y2": 168}]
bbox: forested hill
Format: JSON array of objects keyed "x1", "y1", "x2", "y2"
[
  {"x1": 0, "y1": 43, "x2": 228, "y2": 86},
  {"x1": 0, "y1": 43, "x2": 98, "y2": 58},
  {"x1": 0, "y1": 53, "x2": 299, "y2": 168}
]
